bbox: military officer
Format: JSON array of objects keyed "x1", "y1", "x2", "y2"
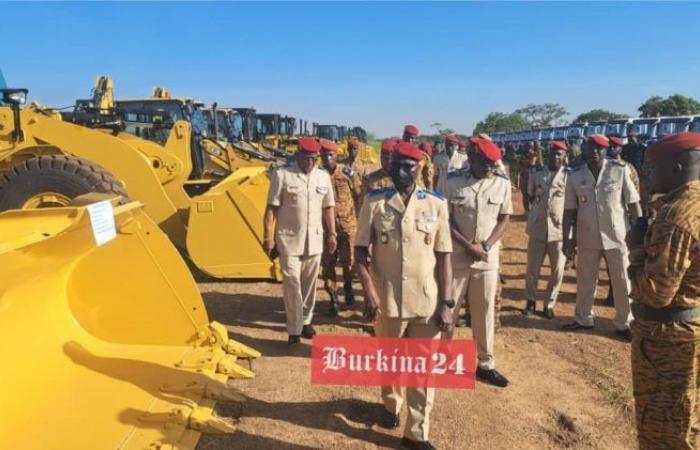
[
  {"x1": 519, "y1": 142, "x2": 538, "y2": 212},
  {"x1": 610, "y1": 136, "x2": 640, "y2": 193},
  {"x1": 433, "y1": 134, "x2": 468, "y2": 194},
  {"x1": 628, "y1": 132, "x2": 700, "y2": 450},
  {"x1": 362, "y1": 139, "x2": 395, "y2": 197},
  {"x1": 524, "y1": 140, "x2": 568, "y2": 318},
  {"x1": 562, "y1": 134, "x2": 642, "y2": 338},
  {"x1": 264, "y1": 138, "x2": 337, "y2": 345},
  {"x1": 319, "y1": 139, "x2": 362, "y2": 316},
  {"x1": 418, "y1": 141, "x2": 435, "y2": 190},
  {"x1": 347, "y1": 137, "x2": 369, "y2": 180},
  {"x1": 445, "y1": 137, "x2": 511, "y2": 387},
  {"x1": 355, "y1": 141, "x2": 453, "y2": 450},
  {"x1": 402, "y1": 124, "x2": 419, "y2": 143}
]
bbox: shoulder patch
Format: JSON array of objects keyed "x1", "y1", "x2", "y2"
[
  {"x1": 343, "y1": 166, "x2": 354, "y2": 177},
  {"x1": 424, "y1": 189, "x2": 445, "y2": 200},
  {"x1": 369, "y1": 187, "x2": 395, "y2": 198}
]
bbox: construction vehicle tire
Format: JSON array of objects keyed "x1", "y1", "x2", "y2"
[{"x1": 0, "y1": 154, "x2": 128, "y2": 210}]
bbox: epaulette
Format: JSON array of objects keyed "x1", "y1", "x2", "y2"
[
  {"x1": 368, "y1": 187, "x2": 395, "y2": 198},
  {"x1": 342, "y1": 166, "x2": 354, "y2": 177},
  {"x1": 423, "y1": 189, "x2": 445, "y2": 200},
  {"x1": 494, "y1": 171, "x2": 509, "y2": 180}
]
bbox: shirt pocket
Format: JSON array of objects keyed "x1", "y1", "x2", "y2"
[
  {"x1": 576, "y1": 185, "x2": 595, "y2": 205},
  {"x1": 486, "y1": 194, "x2": 503, "y2": 215},
  {"x1": 415, "y1": 219, "x2": 437, "y2": 246},
  {"x1": 285, "y1": 184, "x2": 303, "y2": 204}
]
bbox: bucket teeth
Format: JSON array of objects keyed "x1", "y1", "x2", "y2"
[
  {"x1": 160, "y1": 380, "x2": 246, "y2": 402},
  {"x1": 226, "y1": 339, "x2": 261, "y2": 359},
  {"x1": 139, "y1": 405, "x2": 237, "y2": 434},
  {"x1": 217, "y1": 355, "x2": 256, "y2": 379}
]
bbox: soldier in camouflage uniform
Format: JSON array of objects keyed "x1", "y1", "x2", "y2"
[
  {"x1": 519, "y1": 142, "x2": 538, "y2": 212},
  {"x1": 347, "y1": 138, "x2": 369, "y2": 180},
  {"x1": 628, "y1": 132, "x2": 700, "y2": 450},
  {"x1": 362, "y1": 139, "x2": 395, "y2": 197},
  {"x1": 418, "y1": 141, "x2": 434, "y2": 190},
  {"x1": 320, "y1": 139, "x2": 363, "y2": 316}
]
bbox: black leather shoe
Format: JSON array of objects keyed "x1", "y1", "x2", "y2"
[
  {"x1": 476, "y1": 367, "x2": 509, "y2": 388},
  {"x1": 615, "y1": 328, "x2": 632, "y2": 341},
  {"x1": 328, "y1": 293, "x2": 339, "y2": 317},
  {"x1": 401, "y1": 437, "x2": 436, "y2": 450},
  {"x1": 288, "y1": 335, "x2": 301, "y2": 345},
  {"x1": 344, "y1": 282, "x2": 356, "y2": 306},
  {"x1": 379, "y1": 409, "x2": 400, "y2": 429},
  {"x1": 562, "y1": 321, "x2": 594, "y2": 331},
  {"x1": 543, "y1": 307, "x2": 555, "y2": 319},
  {"x1": 301, "y1": 325, "x2": 316, "y2": 339},
  {"x1": 523, "y1": 301, "x2": 536, "y2": 315}
]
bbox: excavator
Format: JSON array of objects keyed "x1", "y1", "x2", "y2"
[{"x1": 0, "y1": 75, "x2": 281, "y2": 281}]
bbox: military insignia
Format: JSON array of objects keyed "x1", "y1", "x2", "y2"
[
  {"x1": 417, "y1": 190, "x2": 426, "y2": 200},
  {"x1": 380, "y1": 232, "x2": 389, "y2": 244},
  {"x1": 425, "y1": 234, "x2": 432, "y2": 245},
  {"x1": 343, "y1": 167, "x2": 354, "y2": 177},
  {"x1": 316, "y1": 186, "x2": 329, "y2": 194},
  {"x1": 381, "y1": 212, "x2": 394, "y2": 222}
]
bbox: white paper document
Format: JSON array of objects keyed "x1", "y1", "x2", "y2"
[{"x1": 87, "y1": 200, "x2": 117, "y2": 246}]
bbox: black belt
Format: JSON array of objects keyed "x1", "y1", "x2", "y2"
[{"x1": 631, "y1": 303, "x2": 700, "y2": 322}]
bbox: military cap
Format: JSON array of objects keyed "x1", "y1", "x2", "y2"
[
  {"x1": 394, "y1": 141, "x2": 424, "y2": 161},
  {"x1": 588, "y1": 134, "x2": 610, "y2": 148},
  {"x1": 404, "y1": 124, "x2": 419, "y2": 137},
  {"x1": 645, "y1": 132, "x2": 700, "y2": 162},
  {"x1": 381, "y1": 139, "x2": 397, "y2": 154},
  {"x1": 446, "y1": 134, "x2": 459, "y2": 144},
  {"x1": 609, "y1": 136, "x2": 624, "y2": 148},
  {"x1": 550, "y1": 140, "x2": 567, "y2": 152},
  {"x1": 319, "y1": 139, "x2": 338, "y2": 152},
  {"x1": 419, "y1": 141, "x2": 433, "y2": 157},
  {"x1": 474, "y1": 138, "x2": 501, "y2": 162},
  {"x1": 298, "y1": 137, "x2": 322, "y2": 153}
]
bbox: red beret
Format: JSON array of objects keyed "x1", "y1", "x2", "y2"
[
  {"x1": 609, "y1": 136, "x2": 624, "y2": 148},
  {"x1": 381, "y1": 139, "x2": 397, "y2": 154},
  {"x1": 550, "y1": 140, "x2": 567, "y2": 152},
  {"x1": 404, "y1": 124, "x2": 419, "y2": 137},
  {"x1": 298, "y1": 137, "x2": 321, "y2": 153},
  {"x1": 646, "y1": 132, "x2": 700, "y2": 163},
  {"x1": 588, "y1": 134, "x2": 610, "y2": 149},
  {"x1": 319, "y1": 139, "x2": 338, "y2": 152},
  {"x1": 446, "y1": 134, "x2": 459, "y2": 144},
  {"x1": 419, "y1": 141, "x2": 433, "y2": 157},
  {"x1": 468, "y1": 136, "x2": 480, "y2": 145},
  {"x1": 474, "y1": 138, "x2": 501, "y2": 162},
  {"x1": 394, "y1": 141, "x2": 423, "y2": 162}
]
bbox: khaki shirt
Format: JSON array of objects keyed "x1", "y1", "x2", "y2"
[
  {"x1": 564, "y1": 158, "x2": 640, "y2": 250},
  {"x1": 267, "y1": 164, "x2": 335, "y2": 256},
  {"x1": 445, "y1": 169, "x2": 513, "y2": 270},
  {"x1": 356, "y1": 188, "x2": 452, "y2": 318},
  {"x1": 630, "y1": 180, "x2": 700, "y2": 309},
  {"x1": 527, "y1": 166, "x2": 567, "y2": 242},
  {"x1": 434, "y1": 151, "x2": 469, "y2": 194}
]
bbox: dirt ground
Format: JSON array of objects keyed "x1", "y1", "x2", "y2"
[{"x1": 197, "y1": 192, "x2": 637, "y2": 450}]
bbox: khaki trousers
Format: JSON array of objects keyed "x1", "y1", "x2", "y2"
[
  {"x1": 525, "y1": 238, "x2": 565, "y2": 309},
  {"x1": 280, "y1": 253, "x2": 321, "y2": 335},
  {"x1": 375, "y1": 316, "x2": 440, "y2": 442},
  {"x1": 574, "y1": 247, "x2": 632, "y2": 330},
  {"x1": 452, "y1": 268, "x2": 499, "y2": 370}
]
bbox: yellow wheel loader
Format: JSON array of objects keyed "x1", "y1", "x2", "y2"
[
  {"x1": 0, "y1": 83, "x2": 281, "y2": 280},
  {"x1": 0, "y1": 195, "x2": 259, "y2": 449}
]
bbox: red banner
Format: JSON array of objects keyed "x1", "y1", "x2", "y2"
[{"x1": 311, "y1": 335, "x2": 476, "y2": 389}]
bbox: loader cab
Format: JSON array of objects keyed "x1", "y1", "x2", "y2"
[
  {"x1": 256, "y1": 114, "x2": 280, "y2": 138},
  {"x1": 349, "y1": 126, "x2": 368, "y2": 143},
  {"x1": 201, "y1": 107, "x2": 239, "y2": 142},
  {"x1": 538, "y1": 127, "x2": 554, "y2": 143},
  {"x1": 691, "y1": 116, "x2": 700, "y2": 134},
  {"x1": 657, "y1": 116, "x2": 692, "y2": 138},
  {"x1": 279, "y1": 116, "x2": 296, "y2": 136},
  {"x1": 584, "y1": 121, "x2": 607, "y2": 137},
  {"x1": 629, "y1": 118, "x2": 659, "y2": 143},
  {"x1": 234, "y1": 107, "x2": 257, "y2": 142},
  {"x1": 553, "y1": 126, "x2": 568, "y2": 141},
  {"x1": 315, "y1": 124, "x2": 340, "y2": 141},
  {"x1": 605, "y1": 118, "x2": 633, "y2": 138}
]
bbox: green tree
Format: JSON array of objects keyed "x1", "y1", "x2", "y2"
[
  {"x1": 473, "y1": 112, "x2": 529, "y2": 135},
  {"x1": 514, "y1": 103, "x2": 569, "y2": 127},
  {"x1": 572, "y1": 109, "x2": 628, "y2": 123},
  {"x1": 638, "y1": 94, "x2": 700, "y2": 117}
]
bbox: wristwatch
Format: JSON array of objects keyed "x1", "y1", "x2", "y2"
[
  {"x1": 441, "y1": 299, "x2": 456, "y2": 309},
  {"x1": 481, "y1": 241, "x2": 492, "y2": 252}
]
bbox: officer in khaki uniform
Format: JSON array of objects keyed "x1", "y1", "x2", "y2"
[
  {"x1": 562, "y1": 134, "x2": 642, "y2": 337},
  {"x1": 433, "y1": 134, "x2": 469, "y2": 194},
  {"x1": 356, "y1": 141, "x2": 453, "y2": 450},
  {"x1": 628, "y1": 132, "x2": 700, "y2": 450},
  {"x1": 445, "y1": 138, "x2": 511, "y2": 388},
  {"x1": 524, "y1": 140, "x2": 568, "y2": 318},
  {"x1": 264, "y1": 138, "x2": 337, "y2": 345},
  {"x1": 319, "y1": 139, "x2": 362, "y2": 316},
  {"x1": 362, "y1": 139, "x2": 395, "y2": 197}
]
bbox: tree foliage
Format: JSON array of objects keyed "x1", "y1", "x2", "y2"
[
  {"x1": 514, "y1": 103, "x2": 568, "y2": 127},
  {"x1": 473, "y1": 112, "x2": 529, "y2": 135},
  {"x1": 572, "y1": 109, "x2": 628, "y2": 124},
  {"x1": 638, "y1": 94, "x2": 700, "y2": 117}
]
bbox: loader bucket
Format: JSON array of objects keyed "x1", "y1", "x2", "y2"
[
  {"x1": 187, "y1": 165, "x2": 282, "y2": 280},
  {"x1": 0, "y1": 199, "x2": 259, "y2": 450}
]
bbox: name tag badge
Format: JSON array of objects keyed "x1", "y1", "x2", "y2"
[
  {"x1": 603, "y1": 183, "x2": 619, "y2": 192},
  {"x1": 316, "y1": 186, "x2": 329, "y2": 194},
  {"x1": 380, "y1": 232, "x2": 389, "y2": 244}
]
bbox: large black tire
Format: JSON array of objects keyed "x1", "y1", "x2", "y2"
[{"x1": 0, "y1": 154, "x2": 128, "y2": 211}]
